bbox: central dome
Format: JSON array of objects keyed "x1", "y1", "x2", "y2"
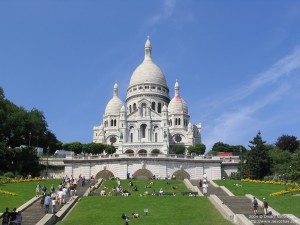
[{"x1": 128, "y1": 37, "x2": 167, "y2": 88}]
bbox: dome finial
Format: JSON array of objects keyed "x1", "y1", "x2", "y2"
[
  {"x1": 175, "y1": 79, "x2": 180, "y2": 96},
  {"x1": 113, "y1": 81, "x2": 118, "y2": 97},
  {"x1": 144, "y1": 36, "x2": 152, "y2": 60}
]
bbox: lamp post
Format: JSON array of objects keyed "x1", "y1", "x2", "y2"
[
  {"x1": 240, "y1": 146, "x2": 243, "y2": 179},
  {"x1": 46, "y1": 146, "x2": 50, "y2": 178},
  {"x1": 29, "y1": 132, "x2": 32, "y2": 147}
]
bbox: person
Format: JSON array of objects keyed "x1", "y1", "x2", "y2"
[
  {"x1": 159, "y1": 188, "x2": 163, "y2": 196},
  {"x1": 252, "y1": 197, "x2": 258, "y2": 215},
  {"x1": 133, "y1": 185, "x2": 138, "y2": 191},
  {"x1": 36, "y1": 182, "x2": 41, "y2": 196},
  {"x1": 199, "y1": 179, "x2": 203, "y2": 187},
  {"x1": 15, "y1": 211, "x2": 22, "y2": 225},
  {"x1": 203, "y1": 173, "x2": 207, "y2": 182},
  {"x1": 121, "y1": 213, "x2": 130, "y2": 221},
  {"x1": 2, "y1": 208, "x2": 10, "y2": 225},
  {"x1": 202, "y1": 181, "x2": 208, "y2": 195},
  {"x1": 51, "y1": 197, "x2": 56, "y2": 214},
  {"x1": 42, "y1": 185, "x2": 47, "y2": 195},
  {"x1": 262, "y1": 198, "x2": 269, "y2": 215},
  {"x1": 44, "y1": 194, "x2": 51, "y2": 213},
  {"x1": 50, "y1": 184, "x2": 55, "y2": 194},
  {"x1": 40, "y1": 195, "x2": 45, "y2": 208},
  {"x1": 132, "y1": 212, "x2": 139, "y2": 218},
  {"x1": 9, "y1": 208, "x2": 17, "y2": 225}
]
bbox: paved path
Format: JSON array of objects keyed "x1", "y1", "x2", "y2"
[
  {"x1": 190, "y1": 180, "x2": 297, "y2": 225},
  {"x1": 21, "y1": 184, "x2": 89, "y2": 225}
]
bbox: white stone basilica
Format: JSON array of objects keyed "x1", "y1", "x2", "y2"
[{"x1": 93, "y1": 38, "x2": 201, "y2": 155}]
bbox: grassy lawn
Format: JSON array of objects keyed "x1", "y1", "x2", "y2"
[
  {"x1": 0, "y1": 179, "x2": 62, "y2": 210},
  {"x1": 58, "y1": 179, "x2": 233, "y2": 225},
  {"x1": 214, "y1": 180, "x2": 300, "y2": 218}
]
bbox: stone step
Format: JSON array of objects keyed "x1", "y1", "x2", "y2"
[
  {"x1": 190, "y1": 180, "x2": 295, "y2": 225},
  {"x1": 21, "y1": 183, "x2": 89, "y2": 225}
]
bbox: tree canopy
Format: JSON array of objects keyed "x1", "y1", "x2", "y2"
[
  {"x1": 275, "y1": 134, "x2": 298, "y2": 153},
  {"x1": 242, "y1": 132, "x2": 272, "y2": 179}
]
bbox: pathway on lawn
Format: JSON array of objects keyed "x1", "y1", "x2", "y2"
[
  {"x1": 21, "y1": 183, "x2": 89, "y2": 225},
  {"x1": 190, "y1": 180, "x2": 297, "y2": 225}
]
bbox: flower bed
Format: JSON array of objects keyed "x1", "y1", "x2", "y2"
[
  {"x1": 270, "y1": 187, "x2": 300, "y2": 196},
  {"x1": 241, "y1": 178, "x2": 296, "y2": 186},
  {"x1": 0, "y1": 189, "x2": 17, "y2": 196}
]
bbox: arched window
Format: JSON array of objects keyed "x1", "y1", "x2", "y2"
[
  {"x1": 110, "y1": 120, "x2": 113, "y2": 126},
  {"x1": 151, "y1": 102, "x2": 155, "y2": 110},
  {"x1": 130, "y1": 133, "x2": 133, "y2": 142},
  {"x1": 129, "y1": 105, "x2": 132, "y2": 113},
  {"x1": 133, "y1": 103, "x2": 137, "y2": 111},
  {"x1": 175, "y1": 118, "x2": 178, "y2": 125},
  {"x1": 114, "y1": 119, "x2": 116, "y2": 126},
  {"x1": 178, "y1": 118, "x2": 181, "y2": 125},
  {"x1": 141, "y1": 124, "x2": 147, "y2": 138},
  {"x1": 155, "y1": 133, "x2": 158, "y2": 142},
  {"x1": 158, "y1": 103, "x2": 161, "y2": 113}
]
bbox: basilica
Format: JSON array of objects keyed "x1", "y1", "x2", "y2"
[{"x1": 93, "y1": 38, "x2": 201, "y2": 155}]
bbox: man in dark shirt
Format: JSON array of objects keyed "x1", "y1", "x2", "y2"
[
  {"x1": 2, "y1": 208, "x2": 10, "y2": 225},
  {"x1": 9, "y1": 208, "x2": 17, "y2": 224}
]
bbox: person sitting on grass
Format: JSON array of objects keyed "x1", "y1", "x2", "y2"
[
  {"x1": 121, "y1": 213, "x2": 130, "y2": 221},
  {"x1": 132, "y1": 212, "x2": 139, "y2": 218}
]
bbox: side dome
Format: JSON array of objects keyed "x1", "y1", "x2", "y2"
[
  {"x1": 128, "y1": 37, "x2": 167, "y2": 88},
  {"x1": 105, "y1": 83, "x2": 124, "y2": 115},
  {"x1": 168, "y1": 80, "x2": 189, "y2": 114}
]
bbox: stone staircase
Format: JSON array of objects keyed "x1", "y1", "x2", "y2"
[
  {"x1": 190, "y1": 180, "x2": 297, "y2": 225},
  {"x1": 21, "y1": 183, "x2": 89, "y2": 225}
]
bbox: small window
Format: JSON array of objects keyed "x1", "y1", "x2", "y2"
[
  {"x1": 158, "y1": 103, "x2": 161, "y2": 113},
  {"x1": 151, "y1": 86, "x2": 155, "y2": 89},
  {"x1": 157, "y1": 87, "x2": 161, "y2": 91},
  {"x1": 151, "y1": 102, "x2": 155, "y2": 110}
]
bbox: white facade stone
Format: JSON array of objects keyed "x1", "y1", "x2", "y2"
[{"x1": 93, "y1": 37, "x2": 202, "y2": 154}]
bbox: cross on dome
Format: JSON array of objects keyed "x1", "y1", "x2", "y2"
[
  {"x1": 144, "y1": 36, "x2": 152, "y2": 60},
  {"x1": 175, "y1": 79, "x2": 180, "y2": 96},
  {"x1": 113, "y1": 81, "x2": 118, "y2": 96}
]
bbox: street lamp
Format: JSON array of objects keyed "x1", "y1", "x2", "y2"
[
  {"x1": 240, "y1": 147, "x2": 243, "y2": 179},
  {"x1": 46, "y1": 146, "x2": 50, "y2": 178},
  {"x1": 29, "y1": 132, "x2": 32, "y2": 147}
]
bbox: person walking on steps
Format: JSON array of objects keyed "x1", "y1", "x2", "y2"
[
  {"x1": 262, "y1": 197, "x2": 269, "y2": 215},
  {"x1": 252, "y1": 196, "x2": 258, "y2": 215}
]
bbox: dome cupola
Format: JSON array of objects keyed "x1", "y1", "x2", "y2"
[
  {"x1": 105, "y1": 82, "x2": 124, "y2": 115},
  {"x1": 127, "y1": 37, "x2": 169, "y2": 99},
  {"x1": 168, "y1": 80, "x2": 189, "y2": 115}
]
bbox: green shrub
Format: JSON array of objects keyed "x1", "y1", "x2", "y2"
[{"x1": 4, "y1": 171, "x2": 14, "y2": 178}]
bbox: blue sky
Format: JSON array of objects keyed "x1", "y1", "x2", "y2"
[{"x1": 1, "y1": 0, "x2": 300, "y2": 151}]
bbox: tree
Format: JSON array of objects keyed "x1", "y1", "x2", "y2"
[
  {"x1": 187, "y1": 144, "x2": 206, "y2": 155},
  {"x1": 173, "y1": 145, "x2": 185, "y2": 155},
  {"x1": 275, "y1": 134, "x2": 298, "y2": 153},
  {"x1": 0, "y1": 86, "x2": 4, "y2": 99},
  {"x1": 82, "y1": 143, "x2": 105, "y2": 154},
  {"x1": 63, "y1": 142, "x2": 83, "y2": 154},
  {"x1": 269, "y1": 145, "x2": 292, "y2": 179},
  {"x1": 105, "y1": 144, "x2": 116, "y2": 155},
  {"x1": 208, "y1": 142, "x2": 247, "y2": 156},
  {"x1": 243, "y1": 131, "x2": 272, "y2": 179}
]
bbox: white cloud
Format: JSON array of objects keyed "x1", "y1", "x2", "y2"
[
  {"x1": 202, "y1": 46, "x2": 300, "y2": 150},
  {"x1": 234, "y1": 46, "x2": 300, "y2": 101},
  {"x1": 147, "y1": 0, "x2": 176, "y2": 26}
]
